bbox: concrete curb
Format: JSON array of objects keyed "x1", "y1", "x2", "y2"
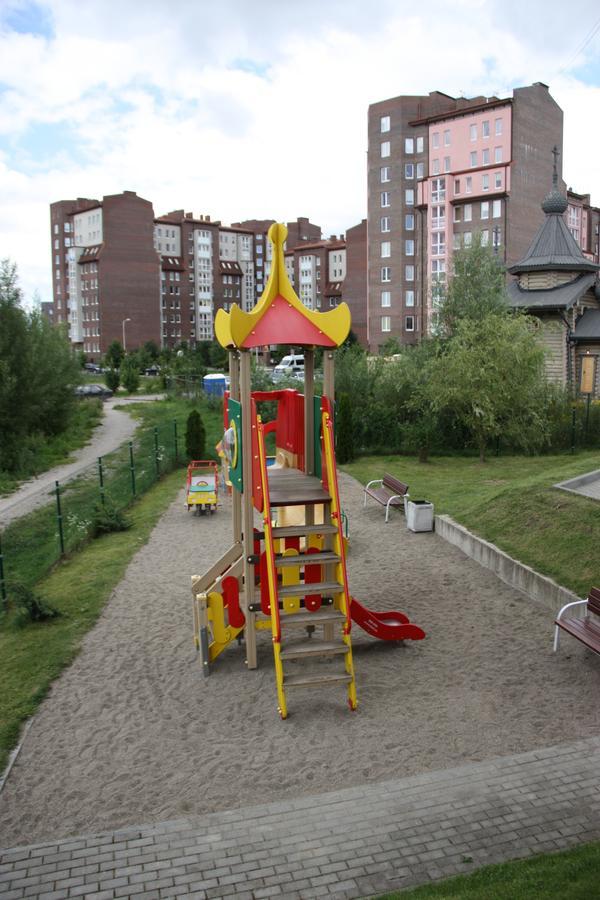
[
  {"x1": 555, "y1": 468, "x2": 600, "y2": 496},
  {"x1": 434, "y1": 514, "x2": 582, "y2": 612}
]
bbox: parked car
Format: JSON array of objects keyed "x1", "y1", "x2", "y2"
[
  {"x1": 75, "y1": 383, "x2": 113, "y2": 400},
  {"x1": 144, "y1": 364, "x2": 161, "y2": 376},
  {"x1": 272, "y1": 354, "x2": 305, "y2": 382},
  {"x1": 83, "y1": 363, "x2": 103, "y2": 374}
]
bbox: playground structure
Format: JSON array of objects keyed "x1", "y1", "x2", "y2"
[
  {"x1": 186, "y1": 460, "x2": 218, "y2": 514},
  {"x1": 191, "y1": 223, "x2": 425, "y2": 718}
]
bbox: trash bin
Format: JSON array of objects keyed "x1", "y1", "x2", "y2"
[{"x1": 407, "y1": 500, "x2": 434, "y2": 532}]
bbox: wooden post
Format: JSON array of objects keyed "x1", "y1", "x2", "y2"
[
  {"x1": 240, "y1": 350, "x2": 258, "y2": 669},
  {"x1": 229, "y1": 350, "x2": 242, "y2": 545}
]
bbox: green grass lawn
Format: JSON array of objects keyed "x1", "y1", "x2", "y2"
[
  {"x1": 0, "y1": 467, "x2": 185, "y2": 773},
  {"x1": 381, "y1": 841, "x2": 600, "y2": 898},
  {"x1": 344, "y1": 451, "x2": 600, "y2": 597},
  {"x1": 0, "y1": 400, "x2": 103, "y2": 497}
]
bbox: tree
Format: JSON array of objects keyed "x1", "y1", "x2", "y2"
[
  {"x1": 186, "y1": 409, "x2": 206, "y2": 460},
  {"x1": 105, "y1": 340, "x2": 124, "y2": 370},
  {"x1": 143, "y1": 340, "x2": 160, "y2": 361},
  {"x1": 121, "y1": 357, "x2": 140, "y2": 393},
  {"x1": 437, "y1": 235, "x2": 507, "y2": 336},
  {"x1": 105, "y1": 368, "x2": 120, "y2": 392},
  {"x1": 429, "y1": 313, "x2": 548, "y2": 462},
  {"x1": 335, "y1": 393, "x2": 355, "y2": 463}
]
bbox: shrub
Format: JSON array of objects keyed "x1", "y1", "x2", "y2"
[
  {"x1": 121, "y1": 359, "x2": 140, "y2": 393},
  {"x1": 10, "y1": 583, "x2": 60, "y2": 629},
  {"x1": 91, "y1": 501, "x2": 131, "y2": 536},
  {"x1": 186, "y1": 409, "x2": 206, "y2": 460},
  {"x1": 336, "y1": 393, "x2": 355, "y2": 463},
  {"x1": 105, "y1": 368, "x2": 120, "y2": 392}
]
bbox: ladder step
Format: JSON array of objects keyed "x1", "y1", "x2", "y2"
[
  {"x1": 279, "y1": 581, "x2": 343, "y2": 598},
  {"x1": 272, "y1": 524, "x2": 338, "y2": 538},
  {"x1": 275, "y1": 552, "x2": 340, "y2": 568},
  {"x1": 280, "y1": 640, "x2": 348, "y2": 660},
  {"x1": 280, "y1": 609, "x2": 346, "y2": 627},
  {"x1": 284, "y1": 671, "x2": 353, "y2": 688}
]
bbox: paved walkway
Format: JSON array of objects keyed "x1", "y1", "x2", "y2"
[
  {"x1": 1, "y1": 735, "x2": 599, "y2": 899},
  {"x1": 556, "y1": 469, "x2": 600, "y2": 504}
]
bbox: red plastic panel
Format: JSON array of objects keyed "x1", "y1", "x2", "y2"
[
  {"x1": 222, "y1": 576, "x2": 245, "y2": 629},
  {"x1": 349, "y1": 597, "x2": 425, "y2": 642},
  {"x1": 260, "y1": 551, "x2": 271, "y2": 615},
  {"x1": 250, "y1": 398, "x2": 264, "y2": 512}
]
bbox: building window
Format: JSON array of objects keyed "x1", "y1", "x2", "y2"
[
  {"x1": 380, "y1": 166, "x2": 391, "y2": 183},
  {"x1": 432, "y1": 205, "x2": 445, "y2": 229},
  {"x1": 405, "y1": 163, "x2": 414, "y2": 179},
  {"x1": 493, "y1": 199, "x2": 502, "y2": 218},
  {"x1": 464, "y1": 231, "x2": 472, "y2": 247},
  {"x1": 470, "y1": 151, "x2": 477, "y2": 167},
  {"x1": 405, "y1": 137, "x2": 414, "y2": 153},
  {"x1": 495, "y1": 172, "x2": 502, "y2": 189},
  {"x1": 381, "y1": 316, "x2": 391, "y2": 332},
  {"x1": 481, "y1": 201, "x2": 490, "y2": 219},
  {"x1": 470, "y1": 124, "x2": 477, "y2": 141},
  {"x1": 431, "y1": 177, "x2": 446, "y2": 203},
  {"x1": 405, "y1": 239, "x2": 415, "y2": 256},
  {"x1": 432, "y1": 232, "x2": 445, "y2": 256},
  {"x1": 381, "y1": 115, "x2": 390, "y2": 132},
  {"x1": 453, "y1": 207, "x2": 461, "y2": 223},
  {"x1": 381, "y1": 141, "x2": 391, "y2": 158},
  {"x1": 482, "y1": 120, "x2": 490, "y2": 138},
  {"x1": 405, "y1": 265, "x2": 415, "y2": 281},
  {"x1": 381, "y1": 290, "x2": 391, "y2": 307},
  {"x1": 495, "y1": 118, "x2": 503, "y2": 136},
  {"x1": 493, "y1": 226, "x2": 502, "y2": 249},
  {"x1": 381, "y1": 241, "x2": 391, "y2": 258},
  {"x1": 405, "y1": 213, "x2": 415, "y2": 230},
  {"x1": 381, "y1": 216, "x2": 391, "y2": 232},
  {"x1": 481, "y1": 229, "x2": 489, "y2": 246},
  {"x1": 466, "y1": 176, "x2": 472, "y2": 193},
  {"x1": 432, "y1": 132, "x2": 439, "y2": 149},
  {"x1": 482, "y1": 148, "x2": 490, "y2": 165},
  {"x1": 432, "y1": 158, "x2": 440, "y2": 175},
  {"x1": 381, "y1": 266, "x2": 391, "y2": 282},
  {"x1": 444, "y1": 129, "x2": 450, "y2": 146},
  {"x1": 454, "y1": 178, "x2": 460, "y2": 195},
  {"x1": 482, "y1": 173, "x2": 489, "y2": 191},
  {"x1": 416, "y1": 162, "x2": 425, "y2": 178},
  {"x1": 405, "y1": 290, "x2": 415, "y2": 307},
  {"x1": 444, "y1": 156, "x2": 451, "y2": 173},
  {"x1": 405, "y1": 315, "x2": 415, "y2": 331},
  {"x1": 464, "y1": 204, "x2": 472, "y2": 222},
  {"x1": 416, "y1": 136, "x2": 424, "y2": 153},
  {"x1": 494, "y1": 147, "x2": 502, "y2": 163},
  {"x1": 405, "y1": 189, "x2": 415, "y2": 206},
  {"x1": 381, "y1": 191, "x2": 391, "y2": 207},
  {"x1": 453, "y1": 233, "x2": 462, "y2": 250}
]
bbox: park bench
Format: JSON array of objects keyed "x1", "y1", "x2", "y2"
[
  {"x1": 553, "y1": 586, "x2": 600, "y2": 656},
  {"x1": 363, "y1": 474, "x2": 410, "y2": 523}
]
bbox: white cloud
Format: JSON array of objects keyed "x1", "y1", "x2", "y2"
[{"x1": 0, "y1": 0, "x2": 599, "y2": 303}]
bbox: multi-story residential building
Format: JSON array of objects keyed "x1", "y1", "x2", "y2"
[
  {"x1": 342, "y1": 220, "x2": 368, "y2": 345},
  {"x1": 566, "y1": 190, "x2": 600, "y2": 264},
  {"x1": 367, "y1": 83, "x2": 564, "y2": 351}
]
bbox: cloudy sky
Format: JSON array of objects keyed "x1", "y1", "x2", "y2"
[{"x1": 1, "y1": 0, "x2": 599, "y2": 303}]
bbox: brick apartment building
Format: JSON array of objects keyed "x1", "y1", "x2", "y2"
[{"x1": 366, "y1": 82, "x2": 570, "y2": 352}]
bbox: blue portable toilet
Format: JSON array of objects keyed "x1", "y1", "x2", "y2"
[{"x1": 203, "y1": 373, "x2": 228, "y2": 397}]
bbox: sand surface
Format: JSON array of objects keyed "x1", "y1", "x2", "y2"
[{"x1": 1, "y1": 472, "x2": 599, "y2": 849}]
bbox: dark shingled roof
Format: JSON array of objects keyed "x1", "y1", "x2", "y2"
[
  {"x1": 573, "y1": 308, "x2": 600, "y2": 341},
  {"x1": 508, "y1": 214, "x2": 598, "y2": 274},
  {"x1": 506, "y1": 273, "x2": 596, "y2": 309}
]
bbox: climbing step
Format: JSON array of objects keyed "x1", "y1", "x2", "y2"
[
  {"x1": 280, "y1": 609, "x2": 346, "y2": 628},
  {"x1": 275, "y1": 551, "x2": 340, "y2": 568},
  {"x1": 279, "y1": 581, "x2": 343, "y2": 598},
  {"x1": 280, "y1": 640, "x2": 348, "y2": 660},
  {"x1": 272, "y1": 524, "x2": 338, "y2": 539},
  {"x1": 284, "y1": 671, "x2": 353, "y2": 688}
]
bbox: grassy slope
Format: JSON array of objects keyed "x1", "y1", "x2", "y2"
[
  {"x1": 344, "y1": 451, "x2": 600, "y2": 597},
  {"x1": 382, "y1": 841, "x2": 600, "y2": 899},
  {"x1": 0, "y1": 400, "x2": 103, "y2": 497},
  {"x1": 0, "y1": 467, "x2": 184, "y2": 773}
]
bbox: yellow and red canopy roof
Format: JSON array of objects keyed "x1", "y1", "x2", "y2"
[{"x1": 214, "y1": 223, "x2": 351, "y2": 349}]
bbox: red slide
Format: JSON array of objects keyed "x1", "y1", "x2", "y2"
[{"x1": 349, "y1": 597, "x2": 426, "y2": 642}]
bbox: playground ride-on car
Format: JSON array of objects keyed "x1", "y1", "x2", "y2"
[{"x1": 186, "y1": 460, "x2": 218, "y2": 515}]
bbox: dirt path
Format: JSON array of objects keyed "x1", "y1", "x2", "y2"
[
  {"x1": 0, "y1": 397, "x2": 161, "y2": 527},
  {"x1": 1, "y1": 472, "x2": 599, "y2": 849}
]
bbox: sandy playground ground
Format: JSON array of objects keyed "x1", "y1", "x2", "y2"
[{"x1": 1, "y1": 472, "x2": 599, "y2": 849}]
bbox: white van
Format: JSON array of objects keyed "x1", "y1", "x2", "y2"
[{"x1": 272, "y1": 354, "x2": 305, "y2": 382}]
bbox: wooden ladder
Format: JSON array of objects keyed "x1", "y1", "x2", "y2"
[{"x1": 256, "y1": 414, "x2": 357, "y2": 719}]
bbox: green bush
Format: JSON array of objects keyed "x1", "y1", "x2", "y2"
[
  {"x1": 91, "y1": 501, "x2": 131, "y2": 536},
  {"x1": 10, "y1": 583, "x2": 60, "y2": 629},
  {"x1": 186, "y1": 409, "x2": 206, "y2": 460},
  {"x1": 336, "y1": 393, "x2": 355, "y2": 463},
  {"x1": 105, "y1": 368, "x2": 120, "y2": 392},
  {"x1": 121, "y1": 359, "x2": 140, "y2": 393}
]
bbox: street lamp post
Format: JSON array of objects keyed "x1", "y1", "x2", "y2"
[{"x1": 122, "y1": 317, "x2": 131, "y2": 351}]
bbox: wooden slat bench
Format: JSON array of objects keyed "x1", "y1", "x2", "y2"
[
  {"x1": 363, "y1": 474, "x2": 409, "y2": 523},
  {"x1": 554, "y1": 586, "x2": 600, "y2": 656}
]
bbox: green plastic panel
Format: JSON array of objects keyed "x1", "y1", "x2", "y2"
[{"x1": 228, "y1": 398, "x2": 243, "y2": 492}]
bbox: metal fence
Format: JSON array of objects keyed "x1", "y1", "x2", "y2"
[{"x1": 0, "y1": 419, "x2": 182, "y2": 610}]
